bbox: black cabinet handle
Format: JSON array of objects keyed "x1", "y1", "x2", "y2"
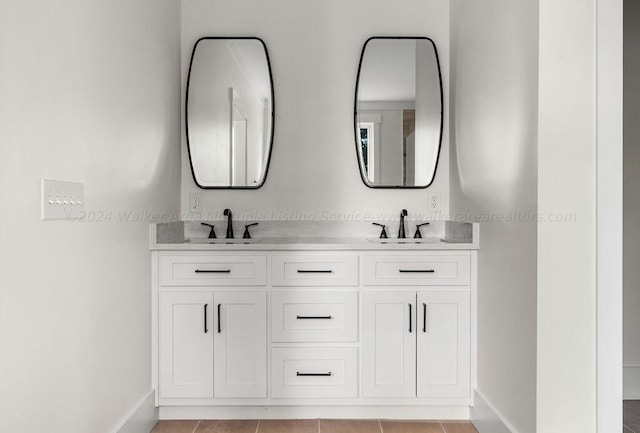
[
  {"x1": 204, "y1": 304, "x2": 208, "y2": 334},
  {"x1": 409, "y1": 303, "x2": 412, "y2": 333},
  {"x1": 296, "y1": 372, "x2": 332, "y2": 377},
  {"x1": 195, "y1": 269, "x2": 231, "y2": 273},
  {"x1": 296, "y1": 315, "x2": 333, "y2": 320},
  {"x1": 297, "y1": 270, "x2": 333, "y2": 274},
  {"x1": 423, "y1": 303, "x2": 427, "y2": 333},
  {"x1": 399, "y1": 269, "x2": 435, "y2": 273},
  {"x1": 217, "y1": 304, "x2": 221, "y2": 333}
]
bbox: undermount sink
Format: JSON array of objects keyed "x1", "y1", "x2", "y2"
[
  {"x1": 187, "y1": 238, "x2": 263, "y2": 245},
  {"x1": 367, "y1": 237, "x2": 445, "y2": 244}
]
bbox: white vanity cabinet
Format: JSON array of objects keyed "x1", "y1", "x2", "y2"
[
  {"x1": 158, "y1": 290, "x2": 267, "y2": 399},
  {"x1": 362, "y1": 254, "x2": 472, "y2": 399},
  {"x1": 156, "y1": 254, "x2": 267, "y2": 402},
  {"x1": 416, "y1": 290, "x2": 470, "y2": 398},
  {"x1": 362, "y1": 291, "x2": 417, "y2": 397},
  {"x1": 159, "y1": 291, "x2": 214, "y2": 399},
  {"x1": 362, "y1": 290, "x2": 470, "y2": 398},
  {"x1": 213, "y1": 291, "x2": 267, "y2": 398},
  {"x1": 271, "y1": 290, "x2": 358, "y2": 342},
  {"x1": 151, "y1": 246, "x2": 476, "y2": 419},
  {"x1": 269, "y1": 254, "x2": 360, "y2": 399}
]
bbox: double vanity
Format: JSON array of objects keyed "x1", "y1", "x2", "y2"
[
  {"x1": 163, "y1": 32, "x2": 472, "y2": 419},
  {"x1": 150, "y1": 219, "x2": 478, "y2": 419}
]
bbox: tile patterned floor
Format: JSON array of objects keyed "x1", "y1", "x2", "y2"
[
  {"x1": 151, "y1": 419, "x2": 478, "y2": 433},
  {"x1": 149, "y1": 401, "x2": 640, "y2": 433},
  {"x1": 625, "y1": 401, "x2": 640, "y2": 433}
]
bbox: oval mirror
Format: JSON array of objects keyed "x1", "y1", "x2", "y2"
[
  {"x1": 186, "y1": 37, "x2": 274, "y2": 188},
  {"x1": 354, "y1": 37, "x2": 443, "y2": 188}
]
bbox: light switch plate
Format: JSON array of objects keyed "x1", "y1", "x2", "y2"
[{"x1": 41, "y1": 179, "x2": 84, "y2": 220}]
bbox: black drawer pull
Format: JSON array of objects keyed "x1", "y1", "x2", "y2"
[
  {"x1": 297, "y1": 270, "x2": 334, "y2": 274},
  {"x1": 204, "y1": 304, "x2": 208, "y2": 334},
  {"x1": 195, "y1": 269, "x2": 231, "y2": 273},
  {"x1": 399, "y1": 269, "x2": 435, "y2": 273},
  {"x1": 296, "y1": 372, "x2": 332, "y2": 377},
  {"x1": 423, "y1": 303, "x2": 427, "y2": 333},
  {"x1": 296, "y1": 315, "x2": 333, "y2": 320},
  {"x1": 409, "y1": 303, "x2": 413, "y2": 333},
  {"x1": 217, "y1": 304, "x2": 222, "y2": 333}
]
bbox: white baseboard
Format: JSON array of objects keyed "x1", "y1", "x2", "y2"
[
  {"x1": 470, "y1": 390, "x2": 516, "y2": 433},
  {"x1": 624, "y1": 366, "x2": 640, "y2": 399},
  {"x1": 160, "y1": 405, "x2": 469, "y2": 420},
  {"x1": 109, "y1": 390, "x2": 158, "y2": 433}
]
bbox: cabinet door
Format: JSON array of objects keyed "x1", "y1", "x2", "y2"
[
  {"x1": 417, "y1": 290, "x2": 470, "y2": 398},
  {"x1": 159, "y1": 291, "x2": 214, "y2": 398},
  {"x1": 214, "y1": 291, "x2": 267, "y2": 398},
  {"x1": 362, "y1": 291, "x2": 416, "y2": 397}
]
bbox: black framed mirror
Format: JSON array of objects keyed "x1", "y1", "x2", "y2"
[
  {"x1": 186, "y1": 37, "x2": 275, "y2": 189},
  {"x1": 354, "y1": 37, "x2": 443, "y2": 188}
]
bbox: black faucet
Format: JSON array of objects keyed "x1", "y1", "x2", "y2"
[
  {"x1": 398, "y1": 209, "x2": 408, "y2": 239},
  {"x1": 223, "y1": 208, "x2": 234, "y2": 239}
]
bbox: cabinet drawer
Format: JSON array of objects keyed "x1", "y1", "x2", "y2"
[
  {"x1": 271, "y1": 255, "x2": 358, "y2": 286},
  {"x1": 362, "y1": 254, "x2": 470, "y2": 286},
  {"x1": 271, "y1": 291, "x2": 358, "y2": 342},
  {"x1": 271, "y1": 347, "x2": 358, "y2": 398},
  {"x1": 159, "y1": 255, "x2": 266, "y2": 286}
]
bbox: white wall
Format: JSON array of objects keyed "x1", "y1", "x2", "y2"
[
  {"x1": 624, "y1": 0, "x2": 640, "y2": 398},
  {"x1": 0, "y1": 1, "x2": 181, "y2": 432},
  {"x1": 538, "y1": 0, "x2": 597, "y2": 430},
  {"x1": 180, "y1": 0, "x2": 451, "y2": 222},
  {"x1": 596, "y1": 0, "x2": 623, "y2": 428},
  {"x1": 449, "y1": 1, "x2": 538, "y2": 433}
]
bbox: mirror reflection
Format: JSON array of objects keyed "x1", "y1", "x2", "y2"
[
  {"x1": 355, "y1": 37, "x2": 442, "y2": 188},
  {"x1": 186, "y1": 37, "x2": 274, "y2": 188}
]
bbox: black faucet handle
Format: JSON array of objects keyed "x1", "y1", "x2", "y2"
[
  {"x1": 243, "y1": 223, "x2": 259, "y2": 239},
  {"x1": 201, "y1": 223, "x2": 217, "y2": 239},
  {"x1": 413, "y1": 222, "x2": 430, "y2": 239},
  {"x1": 372, "y1": 223, "x2": 388, "y2": 239}
]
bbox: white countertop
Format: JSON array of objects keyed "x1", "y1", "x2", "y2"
[
  {"x1": 150, "y1": 236, "x2": 478, "y2": 251},
  {"x1": 150, "y1": 221, "x2": 479, "y2": 251}
]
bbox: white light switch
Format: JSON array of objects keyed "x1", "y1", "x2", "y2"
[{"x1": 41, "y1": 179, "x2": 84, "y2": 220}]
